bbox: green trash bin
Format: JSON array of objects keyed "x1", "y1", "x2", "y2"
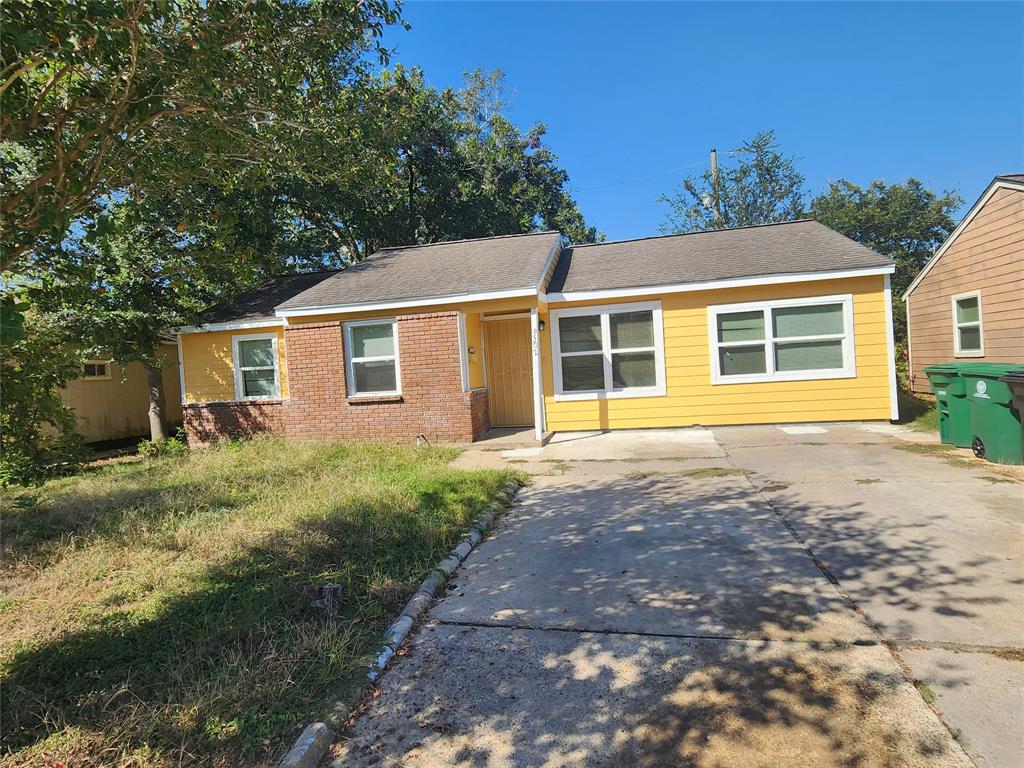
[
  {"x1": 923, "y1": 364, "x2": 971, "y2": 446},
  {"x1": 958, "y1": 363, "x2": 1024, "y2": 464}
]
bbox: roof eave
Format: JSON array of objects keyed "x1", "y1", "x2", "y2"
[
  {"x1": 543, "y1": 263, "x2": 895, "y2": 303},
  {"x1": 274, "y1": 286, "x2": 541, "y2": 318}
]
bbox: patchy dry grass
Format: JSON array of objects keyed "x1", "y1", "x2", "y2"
[{"x1": 0, "y1": 437, "x2": 514, "y2": 767}]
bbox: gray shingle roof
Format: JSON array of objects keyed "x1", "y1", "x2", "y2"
[
  {"x1": 545, "y1": 220, "x2": 891, "y2": 295},
  {"x1": 201, "y1": 270, "x2": 341, "y2": 324},
  {"x1": 996, "y1": 173, "x2": 1024, "y2": 184},
  {"x1": 275, "y1": 231, "x2": 560, "y2": 312}
]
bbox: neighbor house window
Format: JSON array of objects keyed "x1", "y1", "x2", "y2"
[
  {"x1": 952, "y1": 291, "x2": 984, "y2": 357},
  {"x1": 83, "y1": 360, "x2": 110, "y2": 379},
  {"x1": 708, "y1": 295, "x2": 855, "y2": 384},
  {"x1": 344, "y1": 319, "x2": 400, "y2": 396},
  {"x1": 232, "y1": 333, "x2": 280, "y2": 399},
  {"x1": 551, "y1": 302, "x2": 666, "y2": 400}
]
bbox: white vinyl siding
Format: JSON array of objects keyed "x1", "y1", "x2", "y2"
[{"x1": 708, "y1": 294, "x2": 856, "y2": 384}]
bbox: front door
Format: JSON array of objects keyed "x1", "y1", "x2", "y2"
[{"x1": 483, "y1": 317, "x2": 534, "y2": 427}]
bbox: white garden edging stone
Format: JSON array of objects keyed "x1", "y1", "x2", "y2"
[{"x1": 277, "y1": 477, "x2": 522, "y2": 767}]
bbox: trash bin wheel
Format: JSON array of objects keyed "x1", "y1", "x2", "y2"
[{"x1": 971, "y1": 437, "x2": 986, "y2": 459}]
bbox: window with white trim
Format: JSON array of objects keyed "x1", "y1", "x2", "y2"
[
  {"x1": 344, "y1": 318, "x2": 400, "y2": 396},
  {"x1": 82, "y1": 360, "x2": 110, "y2": 379},
  {"x1": 708, "y1": 295, "x2": 856, "y2": 384},
  {"x1": 551, "y1": 302, "x2": 666, "y2": 400},
  {"x1": 952, "y1": 291, "x2": 983, "y2": 357},
  {"x1": 232, "y1": 333, "x2": 280, "y2": 399}
]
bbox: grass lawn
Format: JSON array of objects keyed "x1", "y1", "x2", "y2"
[
  {"x1": 0, "y1": 438, "x2": 515, "y2": 767},
  {"x1": 897, "y1": 389, "x2": 938, "y2": 432}
]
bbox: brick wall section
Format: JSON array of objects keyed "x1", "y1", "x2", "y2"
[
  {"x1": 183, "y1": 400, "x2": 284, "y2": 446},
  {"x1": 281, "y1": 311, "x2": 489, "y2": 442}
]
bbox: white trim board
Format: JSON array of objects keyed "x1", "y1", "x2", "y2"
[
  {"x1": 231, "y1": 332, "x2": 282, "y2": 401},
  {"x1": 883, "y1": 275, "x2": 900, "y2": 421},
  {"x1": 902, "y1": 177, "x2": 1024, "y2": 299},
  {"x1": 275, "y1": 287, "x2": 537, "y2": 318},
  {"x1": 543, "y1": 265, "x2": 894, "y2": 304},
  {"x1": 343, "y1": 317, "x2": 402, "y2": 397},
  {"x1": 176, "y1": 318, "x2": 285, "y2": 334},
  {"x1": 549, "y1": 300, "x2": 667, "y2": 402},
  {"x1": 951, "y1": 289, "x2": 985, "y2": 358},
  {"x1": 707, "y1": 294, "x2": 857, "y2": 385}
]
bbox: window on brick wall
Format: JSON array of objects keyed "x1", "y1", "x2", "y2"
[
  {"x1": 232, "y1": 333, "x2": 281, "y2": 400},
  {"x1": 344, "y1": 318, "x2": 401, "y2": 396}
]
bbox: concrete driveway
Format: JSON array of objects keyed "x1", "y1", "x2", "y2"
[{"x1": 330, "y1": 426, "x2": 1022, "y2": 768}]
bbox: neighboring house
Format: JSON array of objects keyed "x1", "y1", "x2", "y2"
[
  {"x1": 175, "y1": 220, "x2": 899, "y2": 445},
  {"x1": 902, "y1": 174, "x2": 1024, "y2": 394},
  {"x1": 59, "y1": 342, "x2": 183, "y2": 443}
]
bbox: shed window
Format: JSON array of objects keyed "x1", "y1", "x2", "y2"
[
  {"x1": 345, "y1": 319, "x2": 400, "y2": 396},
  {"x1": 83, "y1": 360, "x2": 110, "y2": 379},
  {"x1": 952, "y1": 292, "x2": 984, "y2": 357},
  {"x1": 709, "y1": 295, "x2": 855, "y2": 384},
  {"x1": 552, "y1": 302, "x2": 666, "y2": 400},
  {"x1": 232, "y1": 333, "x2": 280, "y2": 399}
]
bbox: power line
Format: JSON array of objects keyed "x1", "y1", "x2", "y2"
[{"x1": 568, "y1": 157, "x2": 709, "y2": 194}]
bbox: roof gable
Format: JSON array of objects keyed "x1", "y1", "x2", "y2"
[{"x1": 903, "y1": 174, "x2": 1024, "y2": 299}]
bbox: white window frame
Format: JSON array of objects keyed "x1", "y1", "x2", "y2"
[
  {"x1": 550, "y1": 301, "x2": 667, "y2": 401},
  {"x1": 344, "y1": 318, "x2": 401, "y2": 397},
  {"x1": 707, "y1": 294, "x2": 856, "y2": 385},
  {"x1": 951, "y1": 290, "x2": 984, "y2": 358},
  {"x1": 82, "y1": 359, "x2": 111, "y2": 380},
  {"x1": 231, "y1": 332, "x2": 281, "y2": 400}
]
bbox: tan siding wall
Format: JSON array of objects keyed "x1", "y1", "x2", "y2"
[
  {"x1": 59, "y1": 346, "x2": 183, "y2": 442},
  {"x1": 906, "y1": 186, "x2": 1024, "y2": 393}
]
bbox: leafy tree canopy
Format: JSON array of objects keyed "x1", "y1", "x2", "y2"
[
  {"x1": 660, "y1": 130, "x2": 806, "y2": 233},
  {"x1": 809, "y1": 178, "x2": 961, "y2": 297},
  {"x1": 0, "y1": 0, "x2": 402, "y2": 271}
]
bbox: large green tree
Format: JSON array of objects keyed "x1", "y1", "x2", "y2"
[
  {"x1": 660, "y1": 130, "x2": 806, "y2": 233},
  {"x1": 0, "y1": 0, "x2": 401, "y2": 271},
  {"x1": 810, "y1": 178, "x2": 961, "y2": 298}
]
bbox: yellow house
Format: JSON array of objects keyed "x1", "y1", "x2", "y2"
[
  {"x1": 175, "y1": 221, "x2": 898, "y2": 445},
  {"x1": 59, "y1": 342, "x2": 183, "y2": 443}
]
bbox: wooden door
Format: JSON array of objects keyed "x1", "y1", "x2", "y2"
[{"x1": 483, "y1": 317, "x2": 534, "y2": 427}]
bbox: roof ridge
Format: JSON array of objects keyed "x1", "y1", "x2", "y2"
[
  {"x1": 375, "y1": 230, "x2": 559, "y2": 253},
  {"x1": 569, "y1": 219, "x2": 818, "y2": 249}
]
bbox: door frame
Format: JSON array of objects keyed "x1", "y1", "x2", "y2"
[{"x1": 480, "y1": 311, "x2": 543, "y2": 438}]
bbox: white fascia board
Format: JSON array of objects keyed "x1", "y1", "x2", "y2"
[
  {"x1": 542, "y1": 264, "x2": 894, "y2": 304},
  {"x1": 535, "y1": 238, "x2": 562, "y2": 292},
  {"x1": 175, "y1": 319, "x2": 285, "y2": 334},
  {"x1": 902, "y1": 178, "x2": 1024, "y2": 300},
  {"x1": 274, "y1": 287, "x2": 538, "y2": 318},
  {"x1": 883, "y1": 274, "x2": 900, "y2": 421}
]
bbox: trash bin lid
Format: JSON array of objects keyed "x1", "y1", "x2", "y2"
[
  {"x1": 923, "y1": 363, "x2": 962, "y2": 374},
  {"x1": 956, "y1": 362, "x2": 1024, "y2": 378}
]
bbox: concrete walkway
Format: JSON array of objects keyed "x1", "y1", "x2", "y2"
[{"x1": 329, "y1": 426, "x2": 1022, "y2": 768}]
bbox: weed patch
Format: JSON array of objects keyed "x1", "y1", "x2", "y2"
[{"x1": 0, "y1": 437, "x2": 513, "y2": 767}]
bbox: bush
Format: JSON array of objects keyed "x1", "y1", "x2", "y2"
[
  {"x1": 137, "y1": 429, "x2": 188, "y2": 459},
  {"x1": 0, "y1": 302, "x2": 87, "y2": 485}
]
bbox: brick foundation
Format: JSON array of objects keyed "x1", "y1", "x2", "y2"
[{"x1": 183, "y1": 400, "x2": 284, "y2": 446}]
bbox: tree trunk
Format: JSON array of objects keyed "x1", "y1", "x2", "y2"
[{"x1": 142, "y1": 361, "x2": 168, "y2": 443}]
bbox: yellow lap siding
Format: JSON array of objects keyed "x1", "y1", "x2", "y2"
[
  {"x1": 180, "y1": 327, "x2": 288, "y2": 403},
  {"x1": 542, "y1": 275, "x2": 892, "y2": 430}
]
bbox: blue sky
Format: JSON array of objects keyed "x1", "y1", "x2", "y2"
[{"x1": 383, "y1": 1, "x2": 1024, "y2": 241}]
